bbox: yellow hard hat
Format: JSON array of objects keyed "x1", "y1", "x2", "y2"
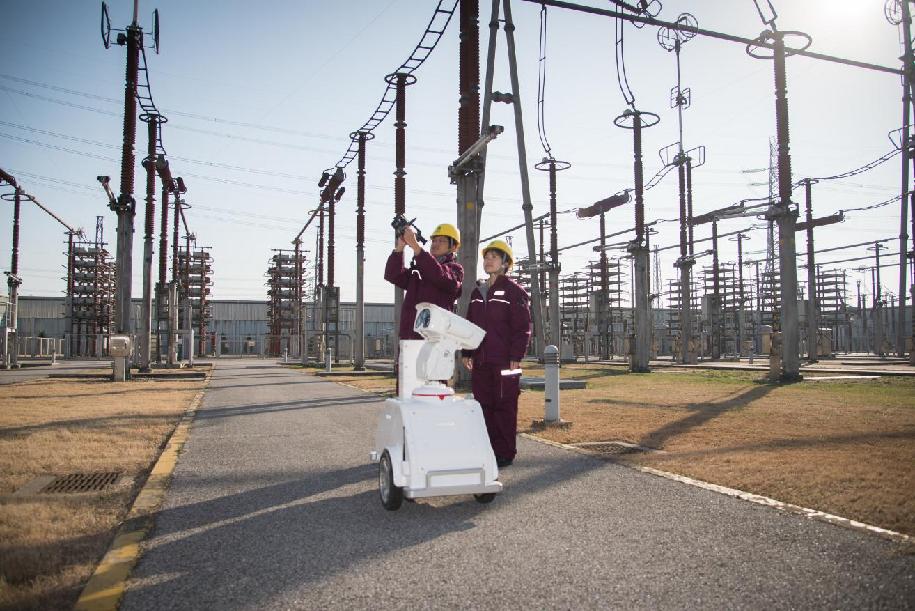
[
  {"x1": 430, "y1": 223, "x2": 460, "y2": 246},
  {"x1": 482, "y1": 239, "x2": 514, "y2": 267}
]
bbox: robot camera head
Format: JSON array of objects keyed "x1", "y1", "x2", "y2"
[{"x1": 413, "y1": 303, "x2": 485, "y2": 350}]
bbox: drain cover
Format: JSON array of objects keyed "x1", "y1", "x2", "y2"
[
  {"x1": 574, "y1": 441, "x2": 658, "y2": 456},
  {"x1": 41, "y1": 472, "x2": 121, "y2": 494}
]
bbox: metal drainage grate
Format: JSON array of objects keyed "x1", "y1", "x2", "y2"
[
  {"x1": 574, "y1": 441, "x2": 656, "y2": 456},
  {"x1": 41, "y1": 472, "x2": 121, "y2": 494}
]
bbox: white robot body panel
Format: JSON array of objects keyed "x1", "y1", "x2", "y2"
[{"x1": 372, "y1": 395, "x2": 501, "y2": 498}]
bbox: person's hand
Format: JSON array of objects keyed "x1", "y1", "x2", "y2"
[
  {"x1": 462, "y1": 356, "x2": 473, "y2": 371},
  {"x1": 394, "y1": 235, "x2": 406, "y2": 253},
  {"x1": 402, "y1": 226, "x2": 421, "y2": 255},
  {"x1": 509, "y1": 360, "x2": 521, "y2": 370}
]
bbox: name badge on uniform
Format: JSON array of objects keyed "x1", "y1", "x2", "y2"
[{"x1": 494, "y1": 290, "x2": 505, "y2": 296}]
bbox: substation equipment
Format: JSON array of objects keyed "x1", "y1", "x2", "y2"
[
  {"x1": 66, "y1": 217, "x2": 116, "y2": 357},
  {"x1": 266, "y1": 248, "x2": 308, "y2": 358},
  {"x1": 173, "y1": 245, "x2": 213, "y2": 358}
]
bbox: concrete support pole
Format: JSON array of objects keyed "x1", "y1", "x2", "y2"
[
  {"x1": 898, "y1": 71, "x2": 911, "y2": 357},
  {"x1": 138, "y1": 115, "x2": 157, "y2": 372},
  {"x1": 156, "y1": 178, "x2": 169, "y2": 363},
  {"x1": 711, "y1": 220, "x2": 721, "y2": 360},
  {"x1": 4, "y1": 188, "x2": 22, "y2": 369},
  {"x1": 503, "y1": 0, "x2": 546, "y2": 355},
  {"x1": 676, "y1": 158, "x2": 694, "y2": 363},
  {"x1": 455, "y1": 0, "x2": 483, "y2": 386},
  {"x1": 167, "y1": 281, "x2": 178, "y2": 366},
  {"x1": 354, "y1": 131, "x2": 368, "y2": 370},
  {"x1": 294, "y1": 238, "x2": 302, "y2": 360},
  {"x1": 736, "y1": 233, "x2": 746, "y2": 358},
  {"x1": 183, "y1": 233, "x2": 192, "y2": 363},
  {"x1": 772, "y1": 32, "x2": 801, "y2": 381},
  {"x1": 316, "y1": 208, "x2": 325, "y2": 358},
  {"x1": 873, "y1": 243, "x2": 885, "y2": 356},
  {"x1": 631, "y1": 245, "x2": 651, "y2": 372},
  {"x1": 169, "y1": 195, "x2": 180, "y2": 366},
  {"x1": 599, "y1": 210, "x2": 610, "y2": 360},
  {"x1": 547, "y1": 162, "x2": 561, "y2": 349},
  {"x1": 803, "y1": 180, "x2": 818, "y2": 362},
  {"x1": 899, "y1": 0, "x2": 915, "y2": 365},
  {"x1": 114, "y1": 24, "x2": 141, "y2": 349},
  {"x1": 65, "y1": 231, "x2": 75, "y2": 358},
  {"x1": 625, "y1": 112, "x2": 652, "y2": 373},
  {"x1": 302, "y1": 300, "x2": 310, "y2": 366}
]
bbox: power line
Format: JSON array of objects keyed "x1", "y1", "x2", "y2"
[{"x1": 0, "y1": 72, "x2": 340, "y2": 141}]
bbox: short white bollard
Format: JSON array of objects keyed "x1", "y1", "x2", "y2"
[
  {"x1": 544, "y1": 345, "x2": 560, "y2": 422},
  {"x1": 110, "y1": 335, "x2": 132, "y2": 382},
  {"x1": 283, "y1": 348, "x2": 288, "y2": 364},
  {"x1": 325, "y1": 347, "x2": 333, "y2": 373}
]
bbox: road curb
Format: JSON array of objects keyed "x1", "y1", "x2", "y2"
[
  {"x1": 74, "y1": 372, "x2": 212, "y2": 611},
  {"x1": 520, "y1": 432, "x2": 914, "y2": 546}
]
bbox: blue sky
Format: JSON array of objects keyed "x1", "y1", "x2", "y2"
[{"x1": 0, "y1": 0, "x2": 909, "y2": 306}]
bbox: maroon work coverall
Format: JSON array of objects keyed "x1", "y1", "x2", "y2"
[
  {"x1": 462, "y1": 275, "x2": 532, "y2": 461},
  {"x1": 384, "y1": 249, "x2": 463, "y2": 339}
]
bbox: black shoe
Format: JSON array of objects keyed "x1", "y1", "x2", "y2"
[{"x1": 496, "y1": 457, "x2": 513, "y2": 468}]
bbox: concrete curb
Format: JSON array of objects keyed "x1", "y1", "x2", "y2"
[
  {"x1": 520, "y1": 432, "x2": 914, "y2": 546},
  {"x1": 73, "y1": 371, "x2": 212, "y2": 611}
]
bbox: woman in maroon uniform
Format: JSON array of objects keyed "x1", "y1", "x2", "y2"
[{"x1": 461, "y1": 239, "x2": 532, "y2": 467}]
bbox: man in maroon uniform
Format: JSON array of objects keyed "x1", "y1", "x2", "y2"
[
  {"x1": 461, "y1": 239, "x2": 532, "y2": 467},
  {"x1": 384, "y1": 223, "x2": 463, "y2": 339}
]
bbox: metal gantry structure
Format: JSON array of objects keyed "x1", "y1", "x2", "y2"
[
  {"x1": 266, "y1": 248, "x2": 307, "y2": 357},
  {"x1": 0, "y1": 168, "x2": 84, "y2": 367},
  {"x1": 67, "y1": 217, "x2": 115, "y2": 357},
  {"x1": 175, "y1": 244, "x2": 213, "y2": 356}
]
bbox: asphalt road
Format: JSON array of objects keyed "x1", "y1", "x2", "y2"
[{"x1": 120, "y1": 358, "x2": 915, "y2": 610}]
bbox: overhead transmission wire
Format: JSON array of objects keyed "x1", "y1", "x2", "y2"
[
  {"x1": 794, "y1": 148, "x2": 900, "y2": 186},
  {"x1": 329, "y1": 0, "x2": 458, "y2": 170},
  {"x1": 0, "y1": 73, "x2": 339, "y2": 141},
  {"x1": 0, "y1": 86, "x2": 340, "y2": 155},
  {"x1": 614, "y1": 12, "x2": 636, "y2": 109},
  {"x1": 536, "y1": 3, "x2": 555, "y2": 159}
]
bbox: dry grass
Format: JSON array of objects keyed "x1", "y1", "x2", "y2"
[
  {"x1": 0, "y1": 377, "x2": 206, "y2": 611},
  {"x1": 517, "y1": 365, "x2": 915, "y2": 536}
]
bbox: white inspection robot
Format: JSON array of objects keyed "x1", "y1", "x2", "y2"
[{"x1": 369, "y1": 302, "x2": 502, "y2": 510}]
